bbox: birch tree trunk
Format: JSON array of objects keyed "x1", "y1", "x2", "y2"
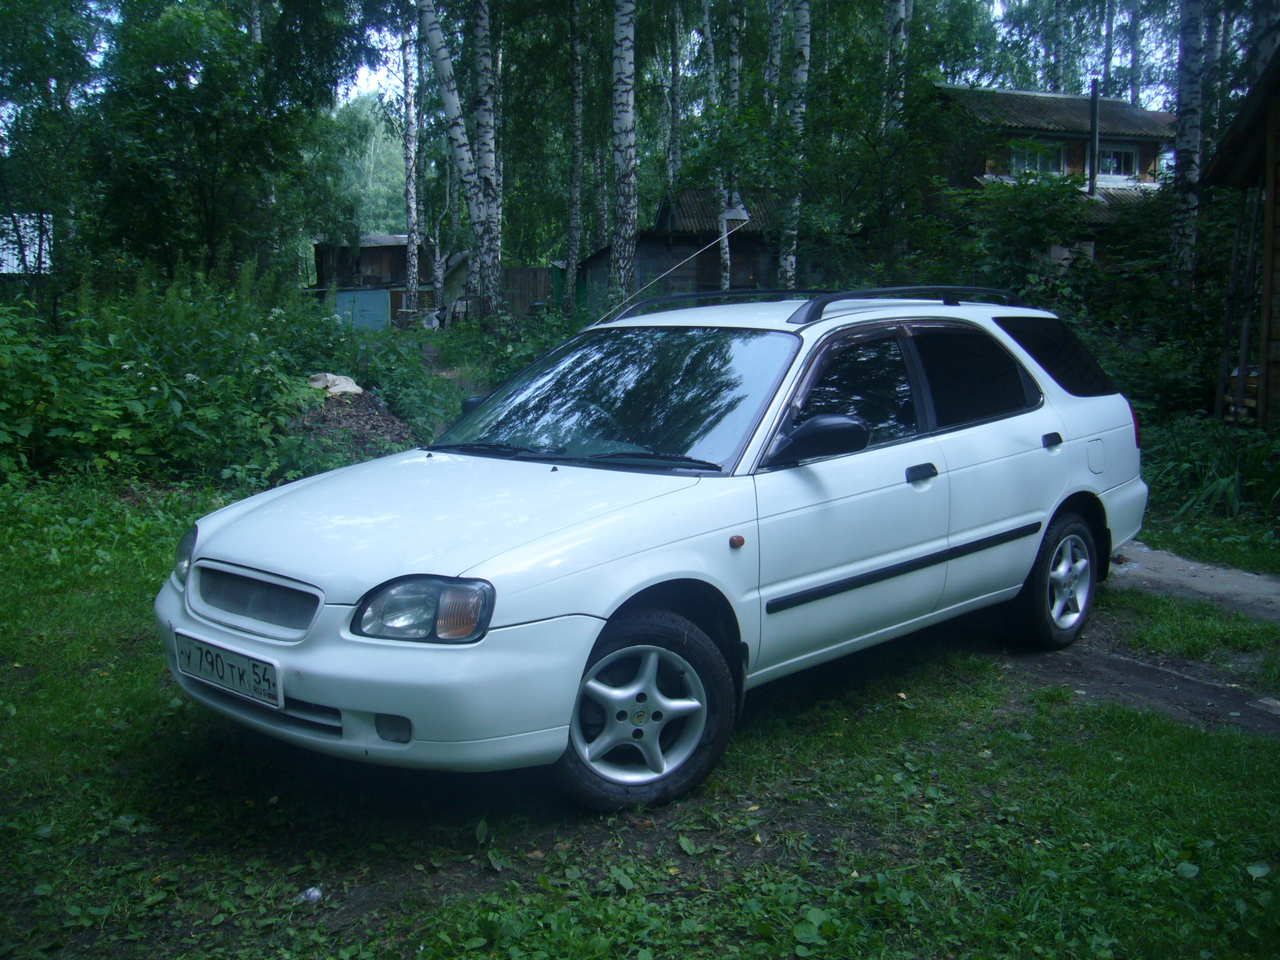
[
  {"x1": 418, "y1": 0, "x2": 502, "y2": 316},
  {"x1": 667, "y1": 2, "x2": 683, "y2": 202},
  {"x1": 474, "y1": 0, "x2": 503, "y2": 313},
  {"x1": 401, "y1": 31, "x2": 420, "y2": 319},
  {"x1": 1102, "y1": 0, "x2": 1115, "y2": 96},
  {"x1": 595, "y1": 148, "x2": 609, "y2": 251},
  {"x1": 779, "y1": 0, "x2": 810, "y2": 289},
  {"x1": 702, "y1": 0, "x2": 729, "y2": 290},
  {"x1": 564, "y1": 0, "x2": 585, "y2": 315},
  {"x1": 611, "y1": 0, "x2": 638, "y2": 297},
  {"x1": 765, "y1": 0, "x2": 784, "y2": 112},
  {"x1": 1173, "y1": 0, "x2": 1204, "y2": 278},
  {"x1": 883, "y1": 0, "x2": 909, "y2": 127}
]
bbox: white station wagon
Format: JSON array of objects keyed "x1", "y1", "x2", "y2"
[{"x1": 156, "y1": 288, "x2": 1147, "y2": 809}]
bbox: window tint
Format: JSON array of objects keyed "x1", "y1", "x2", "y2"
[
  {"x1": 995, "y1": 315, "x2": 1117, "y2": 397},
  {"x1": 912, "y1": 327, "x2": 1036, "y2": 428},
  {"x1": 795, "y1": 335, "x2": 917, "y2": 445}
]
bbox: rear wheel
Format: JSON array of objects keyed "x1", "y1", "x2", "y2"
[
  {"x1": 554, "y1": 609, "x2": 735, "y2": 811},
  {"x1": 1015, "y1": 513, "x2": 1098, "y2": 650}
]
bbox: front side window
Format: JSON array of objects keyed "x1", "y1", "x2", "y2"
[
  {"x1": 438, "y1": 326, "x2": 800, "y2": 470},
  {"x1": 794, "y1": 334, "x2": 918, "y2": 447},
  {"x1": 911, "y1": 326, "x2": 1039, "y2": 428}
]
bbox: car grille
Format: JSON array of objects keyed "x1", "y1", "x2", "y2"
[{"x1": 197, "y1": 568, "x2": 320, "y2": 631}]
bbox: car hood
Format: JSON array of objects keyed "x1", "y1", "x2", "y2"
[{"x1": 195, "y1": 450, "x2": 701, "y2": 604}]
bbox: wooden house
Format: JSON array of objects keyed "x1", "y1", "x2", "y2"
[
  {"x1": 937, "y1": 84, "x2": 1174, "y2": 189},
  {"x1": 312, "y1": 233, "x2": 433, "y2": 329},
  {"x1": 1203, "y1": 50, "x2": 1280, "y2": 425}
]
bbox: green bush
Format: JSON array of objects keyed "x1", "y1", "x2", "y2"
[
  {"x1": 1143, "y1": 415, "x2": 1280, "y2": 519},
  {"x1": 0, "y1": 268, "x2": 451, "y2": 487}
]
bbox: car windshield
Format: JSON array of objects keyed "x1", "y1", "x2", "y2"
[{"x1": 436, "y1": 325, "x2": 800, "y2": 470}]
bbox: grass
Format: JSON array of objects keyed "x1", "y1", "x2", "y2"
[
  {"x1": 1138, "y1": 508, "x2": 1280, "y2": 576},
  {"x1": 1098, "y1": 587, "x2": 1280, "y2": 689},
  {"x1": 3, "y1": 478, "x2": 1280, "y2": 958}
]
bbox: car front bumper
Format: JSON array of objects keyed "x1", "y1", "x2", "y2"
[{"x1": 155, "y1": 579, "x2": 602, "y2": 772}]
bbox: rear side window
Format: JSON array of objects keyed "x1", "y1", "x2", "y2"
[
  {"x1": 995, "y1": 315, "x2": 1117, "y2": 397},
  {"x1": 911, "y1": 326, "x2": 1039, "y2": 428}
]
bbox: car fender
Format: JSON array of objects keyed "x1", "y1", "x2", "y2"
[{"x1": 463, "y1": 475, "x2": 761, "y2": 661}]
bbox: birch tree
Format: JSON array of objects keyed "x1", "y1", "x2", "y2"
[
  {"x1": 764, "y1": 0, "x2": 785, "y2": 112},
  {"x1": 400, "y1": 28, "x2": 420, "y2": 319},
  {"x1": 883, "y1": 0, "x2": 910, "y2": 126},
  {"x1": 1172, "y1": 0, "x2": 1203, "y2": 277},
  {"x1": 779, "y1": 0, "x2": 810, "y2": 289},
  {"x1": 611, "y1": 0, "x2": 637, "y2": 297},
  {"x1": 564, "y1": 0, "x2": 585, "y2": 314},
  {"x1": 417, "y1": 0, "x2": 502, "y2": 315}
]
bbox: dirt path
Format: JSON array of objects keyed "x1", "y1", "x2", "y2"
[
  {"x1": 1108, "y1": 541, "x2": 1280, "y2": 624},
  {"x1": 997, "y1": 541, "x2": 1280, "y2": 738}
]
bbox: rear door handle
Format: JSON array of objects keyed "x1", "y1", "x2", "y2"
[
  {"x1": 905, "y1": 462, "x2": 938, "y2": 483},
  {"x1": 1042, "y1": 432, "x2": 1063, "y2": 448}
]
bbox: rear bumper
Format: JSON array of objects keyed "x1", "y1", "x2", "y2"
[
  {"x1": 1102, "y1": 474, "x2": 1148, "y2": 551},
  {"x1": 155, "y1": 580, "x2": 602, "y2": 772}
]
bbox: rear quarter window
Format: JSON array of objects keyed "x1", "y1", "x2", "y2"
[{"x1": 995, "y1": 316, "x2": 1118, "y2": 397}]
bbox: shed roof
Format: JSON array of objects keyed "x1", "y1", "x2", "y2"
[
  {"x1": 654, "y1": 190, "x2": 782, "y2": 235},
  {"x1": 1202, "y1": 48, "x2": 1280, "y2": 186},
  {"x1": 938, "y1": 84, "x2": 1174, "y2": 140}
]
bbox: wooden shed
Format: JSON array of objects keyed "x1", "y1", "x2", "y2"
[{"x1": 1203, "y1": 51, "x2": 1280, "y2": 425}]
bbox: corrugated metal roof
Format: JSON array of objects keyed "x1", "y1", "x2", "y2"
[
  {"x1": 939, "y1": 84, "x2": 1174, "y2": 140},
  {"x1": 655, "y1": 190, "x2": 782, "y2": 235}
]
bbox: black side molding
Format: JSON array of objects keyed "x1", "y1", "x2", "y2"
[{"x1": 766, "y1": 522, "x2": 1043, "y2": 614}]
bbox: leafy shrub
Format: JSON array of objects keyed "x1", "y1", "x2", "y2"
[
  {"x1": 433, "y1": 306, "x2": 586, "y2": 388},
  {"x1": 1, "y1": 267, "x2": 451, "y2": 487},
  {"x1": 1142, "y1": 415, "x2": 1280, "y2": 519}
]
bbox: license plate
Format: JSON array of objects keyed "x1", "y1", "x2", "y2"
[{"x1": 175, "y1": 634, "x2": 281, "y2": 709}]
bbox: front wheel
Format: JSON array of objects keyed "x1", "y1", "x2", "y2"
[
  {"x1": 554, "y1": 609, "x2": 735, "y2": 811},
  {"x1": 1014, "y1": 513, "x2": 1098, "y2": 650}
]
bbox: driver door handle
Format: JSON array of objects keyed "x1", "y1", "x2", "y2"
[{"x1": 905, "y1": 462, "x2": 938, "y2": 483}]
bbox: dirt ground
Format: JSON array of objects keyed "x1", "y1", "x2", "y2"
[{"x1": 1000, "y1": 541, "x2": 1280, "y2": 739}]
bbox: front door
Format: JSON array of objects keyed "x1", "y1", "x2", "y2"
[{"x1": 753, "y1": 330, "x2": 950, "y2": 680}]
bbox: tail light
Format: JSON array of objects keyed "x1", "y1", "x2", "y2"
[{"x1": 1128, "y1": 401, "x2": 1141, "y2": 449}]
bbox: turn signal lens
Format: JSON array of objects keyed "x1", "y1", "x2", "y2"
[{"x1": 352, "y1": 576, "x2": 495, "y2": 643}]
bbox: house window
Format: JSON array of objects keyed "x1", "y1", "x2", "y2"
[
  {"x1": 1010, "y1": 142, "x2": 1064, "y2": 176},
  {"x1": 1097, "y1": 145, "x2": 1138, "y2": 178}
]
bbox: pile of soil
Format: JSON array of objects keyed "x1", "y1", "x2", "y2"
[{"x1": 293, "y1": 391, "x2": 415, "y2": 458}]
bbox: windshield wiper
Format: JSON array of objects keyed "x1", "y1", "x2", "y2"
[
  {"x1": 426, "y1": 441, "x2": 541, "y2": 458},
  {"x1": 587, "y1": 451, "x2": 723, "y2": 472}
]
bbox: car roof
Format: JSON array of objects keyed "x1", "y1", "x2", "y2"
[{"x1": 597, "y1": 293, "x2": 1058, "y2": 336}]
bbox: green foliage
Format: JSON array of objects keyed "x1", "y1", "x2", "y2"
[
  {"x1": 434, "y1": 307, "x2": 588, "y2": 387},
  {"x1": 1143, "y1": 416, "x2": 1280, "y2": 520},
  {"x1": 0, "y1": 268, "x2": 449, "y2": 488}
]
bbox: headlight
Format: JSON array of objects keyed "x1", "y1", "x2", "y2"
[
  {"x1": 352, "y1": 575, "x2": 495, "y2": 643},
  {"x1": 174, "y1": 526, "x2": 197, "y2": 586}
]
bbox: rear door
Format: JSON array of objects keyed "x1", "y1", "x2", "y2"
[
  {"x1": 753, "y1": 327, "x2": 950, "y2": 677},
  {"x1": 905, "y1": 321, "x2": 1067, "y2": 610}
]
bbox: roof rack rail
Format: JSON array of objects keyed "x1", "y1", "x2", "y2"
[
  {"x1": 785, "y1": 286, "x2": 1019, "y2": 326},
  {"x1": 603, "y1": 288, "x2": 826, "y2": 325}
]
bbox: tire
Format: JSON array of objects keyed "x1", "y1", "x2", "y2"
[
  {"x1": 554, "y1": 609, "x2": 736, "y2": 811},
  {"x1": 1015, "y1": 513, "x2": 1098, "y2": 650}
]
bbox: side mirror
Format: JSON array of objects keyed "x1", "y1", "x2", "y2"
[
  {"x1": 461, "y1": 395, "x2": 487, "y2": 416},
  {"x1": 765, "y1": 414, "x2": 870, "y2": 467}
]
